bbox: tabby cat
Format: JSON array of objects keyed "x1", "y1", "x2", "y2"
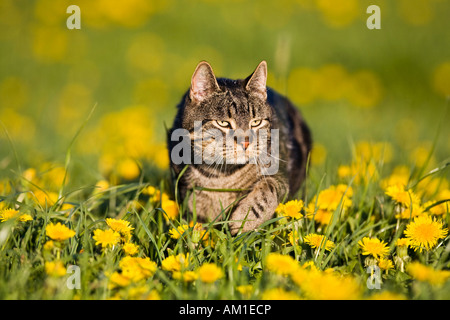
[{"x1": 168, "y1": 61, "x2": 311, "y2": 235}]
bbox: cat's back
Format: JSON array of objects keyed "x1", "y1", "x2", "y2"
[{"x1": 266, "y1": 87, "x2": 312, "y2": 196}]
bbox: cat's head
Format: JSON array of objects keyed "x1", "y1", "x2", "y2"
[{"x1": 183, "y1": 61, "x2": 276, "y2": 166}]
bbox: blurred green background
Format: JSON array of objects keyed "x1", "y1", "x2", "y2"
[{"x1": 0, "y1": 0, "x2": 449, "y2": 187}]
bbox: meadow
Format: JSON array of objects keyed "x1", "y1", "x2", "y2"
[{"x1": 0, "y1": 0, "x2": 449, "y2": 300}]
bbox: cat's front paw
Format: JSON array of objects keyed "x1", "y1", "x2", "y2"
[{"x1": 228, "y1": 203, "x2": 264, "y2": 235}]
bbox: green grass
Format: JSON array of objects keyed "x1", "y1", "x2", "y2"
[
  {"x1": 0, "y1": 129, "x2": 449, "y2": 299},
  {"x1": 1, "y1": 0, "x2": 450, "y2": 300}
]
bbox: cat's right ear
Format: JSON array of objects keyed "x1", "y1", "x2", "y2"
[{"x1": 190, "y1": 61, "x2": 220, "y2": 103}]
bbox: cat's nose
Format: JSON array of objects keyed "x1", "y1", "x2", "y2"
[{"x1": 242, "y1": 138, "x2": 250, "y2": 150}]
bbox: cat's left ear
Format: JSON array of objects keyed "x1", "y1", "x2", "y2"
[{"x1": 245, "y1": 61, "x2": 267, "y2": 100}]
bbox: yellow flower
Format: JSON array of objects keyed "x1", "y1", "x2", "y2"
[
  {"x1": 43, "y1": 240, "x2": 55, "y2": 251},
  {"x1": 117, "y1": 157, "x2": 140, "y2": 180},
  {"x1": 119, "y1": 256, "x2": 157, "y2": 282},
  {"x1": 424, "y1": 200, "x2": 448, "y2": 216},
  {"x1": 93, "y1": 179, "x2": 110, "y2": 195},
  {"x1": 395, "y1": 204, "x2": 426, "y2": 220},
  {"x1": 304, "y1": 233, "x2": 335, "y2": 252},
  {"x1": 197, "y1": 263, "x2": 223, "y2": 283},
  {"x1": 19, "y1": 213, "x2": 33, "y2": 222},
  {"x1": 407, "y1": 262, "x2": 450, "y2": 286},
  {"x1": 287, "y1": 230, "x2": 300, "y2": 246},
  {"x1": 378, "y1": 258, "x2": 394, "y2": 273},
  {"x1": 306, "y1": 204, "x2": 334, "y2": 225},
  {"x1": 143, "y1": 185, "x2": 161, "y2": 202},
  {"x1": 396, "y1": 238, "x2": 410, "y2": 247},
  {"x1": 108, "y1": 272, "x2": 131, "y2": 288},
  {"x1": 380, "y1": 166, "x2": 410, "y2": 190},
  {"x1": 192, "y1": 223, "x2": 209, "y2": 243},
  {"x1": 0, "y1": 208, "x2": 20, "y2": 222},
  {"x1": 404, "y1": 215, "x2": 448, "y2": 252},
  {"x1": 0, "y1": 209, "x2": 30, "y2": 222},
  {"x1": 298, "y1": 271, "x2": 362, "y2": 300},
  {"x1": 46, "y1": 222, "x2": 76, "y2": 241},
  {"x1": 368, "y1": 291, "x2": 407, "y2": 300},
  {"x1": 92, "y1": 229, "x2": 120, "y2": 249},
  {"x1": 122, "y1": 242, "x2": 139, "y2": 256},
  {"x1": 106, "y1": 218, "x2": 134, "y2": 240},
  {"x1": 45, "y1": 260, "x2": 67, "y2": 277},
  {"x1": 358, "y1": 237, "x2": 390, "y2": 259},
  {"x1": 314, "y1": 184, "x2": 353, "y2": 212},
  {"x1": 261, "y1": 288, "x2": 301, "y2": 300},
  {"x1": 33, "y1": 190, "x2": 58, "y2": 207},
  {"x1": 169, "y1": 224, "x2": 189, "y2": 239},
  {"x1": 337, "y1": 165, "x2": 352, "y2": 179},
  {"x1": 277, "y1": 200, "x2": 304, "y2": 219},
  {"x1": 265, "y1": 253, "x2": 298, "y2": 276},
  {"x1": 161, "y1": 197, "x2": 179, "y2": 221},
  {"x1": 236, "y1": 285, "x2": 253, "y2": 297},
  {"x1": 172, "y1": 270, "x2": 198, "y2": 283},
  {"x1": 161, "y1": 253, "x2": 189, "y2": 272},
  {"x1": 385, "y1": 184, "x2": 420, "y2": 208}
]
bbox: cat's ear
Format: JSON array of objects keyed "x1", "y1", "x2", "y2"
[
  {"x1": 190, "y1": 61, "x2": 220, "y2": 103},
  {"x1": 245, "y1": 61, "x2": 267, "y2": 100}
]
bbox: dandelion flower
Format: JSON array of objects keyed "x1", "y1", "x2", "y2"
[
  {"x1": 279, "y1": 200, "x2": 304, "y2": 219},
  {"x1": 265, "y1": 253, "x2": 298, "y2": 276},
  {"x1": 306, "y1": 204, "x2": 334, "y2": 225},
  {"x1": 161, "y1": 253, "x2": 189, "y2": 272},
  {"x1": 424, "y1": 200, "x2": 448, "y2": 216},
  {"x1": 192, "y1": 223, "x2": 209, "y2": 243},
  {"x1": 43, "y1": 240, "x2": 54, "y2": 251},
  {"x1": 0, "y1": 209, "x2": 31, "y2": 222},
  {"x1": 120, "y1": 256, "x2": 157, "y2": 282},
  {"x1": 122, "y1": 242, "x2": 139, "y2": 256},
  {"x1": 45, "y1": 260, "x2": 67, "y2": 277},
  {"x1": 0, "y1": 208, "x2": 20, "y2": 222},
  {"x1": 261, "y1": 288, "x2": 301, "y2": 300},
  {"x1": 395, "y1": 204, "x2": 425, "y2": 220},
  {"x1": 46, "y1": 222, "x2": 76, "y2": 241},
  {"x1": 304, "y1": 233, "x2": 335, "y2": 252},
  {"x1": 92, "y1": 228, "x2": 120, "y2": 249},
  {"x1": 369, "y1": 292, "x2": 407, "y2": 300},
  {"x1": 236, "y1": 285, "x2": 253, "y2": 297},
  {"x1": 407, "y1": 262, "x2": 450, "y2": 286},
  {"x1": 316, "y1": 184, "x2": 353, "y2": 212},
  {"x1": 108, "y1": 272, "x2": 131, "y2": 288},
  {"x1": 378, "y1": 258, "x2": 394, "y2": 273},
  {"x1": 172, "y1": 270, "x2": 198, "y2": 282},
  {"x1": 358, "y1": 237, "x2": 390, "y2": 259},
  {"x1": 161, "y1": 197, "x2": 179, "y2": 221},
  {"x1": 169, "y1": 225, "x2": 189, "y2": 239},
  {"x1": 396, "y1": 238, "x2": 410, "y2": 247},
  {"x1": 385, "y1": 184, "x2": 420, "y2": 208},
  {"x1": 19, "y1": 214, "x2": 33, "y2": 222},
  {"x1": 106, "y1": 218, "x2": 134, "y2": 240},
  {"x1": 296, "y1": 271, "x2": 362, "y2": 300},
  {"x1": 395, "y1": 238, "x2": 410, "y2": 258},
  {"x1": 197, "y1": 263, "x2": 223, "y2": 283},
  {"x1": 117, "y1": 157, "x2": 140, "y2": 180},
  {"x1": 404, "y1": 215, "x2": 448, "y2": 252}
]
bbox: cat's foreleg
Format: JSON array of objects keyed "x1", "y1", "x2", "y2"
[{"x1": 228, "y1": 177, "x2": 288, "y2": 235}]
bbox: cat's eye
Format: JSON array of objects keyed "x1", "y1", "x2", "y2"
[
  {"x1": 250, "y1": 119, "x2": 263, "y2": 128},
  {"x1": 216, "y1": 120, "x2": 231, "y2": 128}
]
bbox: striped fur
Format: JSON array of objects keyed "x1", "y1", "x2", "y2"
[{"x1": 168, "y1": 61, "x2": 312, "y2": 234}]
